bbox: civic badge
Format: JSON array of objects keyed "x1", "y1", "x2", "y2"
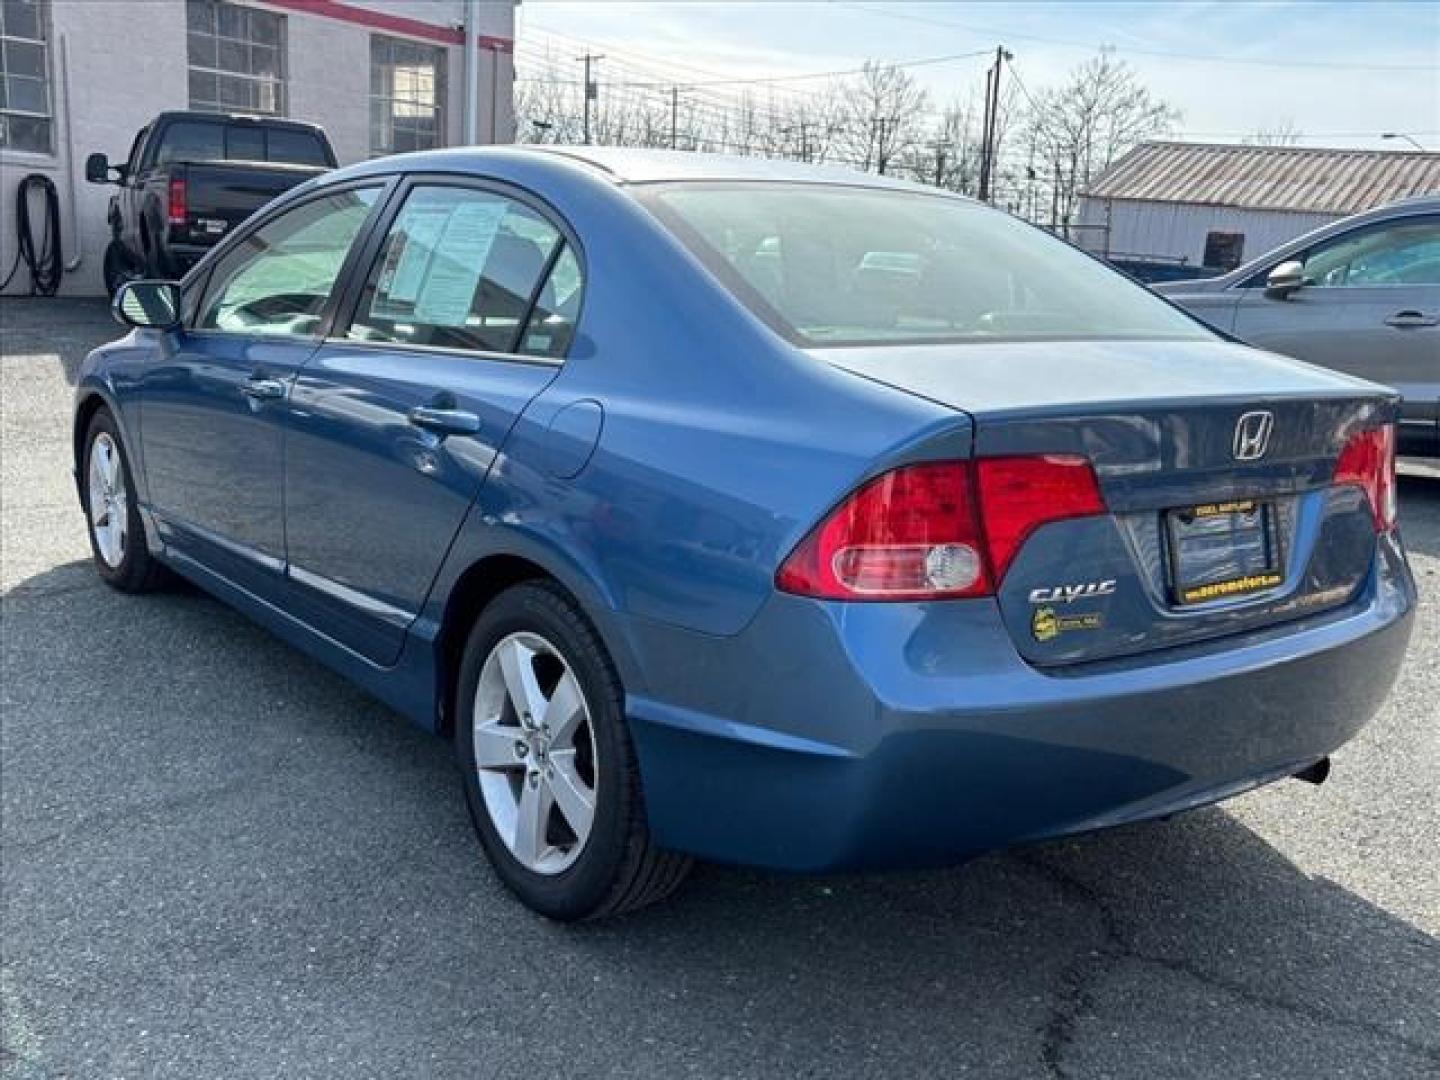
[{"x1": 1232, "y1": 411, "x2": 1274, "y2": 461}]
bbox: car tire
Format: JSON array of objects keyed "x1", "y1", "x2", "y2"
[
  {"x1": 102, "y1": 241, "x2": 139, "y2": 298},
  {"x1": 456, "y1": 580, "x2": 692, "y2": 920},
  {"x1": 82, "y1": 408, "x2": 167, "y2": 593}
]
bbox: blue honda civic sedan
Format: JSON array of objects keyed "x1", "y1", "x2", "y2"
[{"x1": 74, "y1": 147, "x2": 1416, "y2": 919}]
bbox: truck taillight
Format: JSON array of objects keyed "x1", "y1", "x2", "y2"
[
  {"x1": 167, "y1": 177, "x2": 187, "y2": 226},
  {"x1": 776, "y1": 455, "x2": 1105, "y2": 601},
  {"x1": 1334, "y1": 424, "x2": 1397, "y2": 532}
]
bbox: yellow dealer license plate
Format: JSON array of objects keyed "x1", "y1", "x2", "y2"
[{"x1": 1166, "y1": 499, "x2": 1283, "y2": 606}]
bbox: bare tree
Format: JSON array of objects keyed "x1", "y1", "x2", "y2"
[
  {"x1": 1246, "y1": 118, "x2": 1304, "y2": 146},
  {"x1": 1021, "y1": 50, "x2": 1178, "y2": 232},
  {"x1": 837, "y1": 61, "x2": 931, "y2": 174}
]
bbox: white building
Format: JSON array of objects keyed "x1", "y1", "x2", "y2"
[
  {"x1": 0, "y1": 0, "x2": 517, "y2": 297},
  {"x1": 1075, "y1": 141, "x2": 1440, "y2": 272}
]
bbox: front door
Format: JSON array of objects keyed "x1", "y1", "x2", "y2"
[
  {"x1": 282, "y1": 180, "x2": 585, "y2": 664},
  {"x1": 139, "y1": 184, "x2": 385, "y2": 595},
  {"x1": 1232, "y1": 214, "x2": 1440, "y2": 455}
]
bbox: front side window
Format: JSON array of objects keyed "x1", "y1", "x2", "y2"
[
  {"x1": 0, "y1": 0, "x2": 52, "y2": 153},
  {"x1": 647, "y1": 183, "x2": 1213, "y2": 346},
  {"x1": 198, "y1": 187, "x2": 380, "y2": 336},
  {"x1": 370, "y1": 35, "x2": 445, "y2": 157},
  {"x1": 1302, "y1": 218, "x2": 1440, "y2": 287},
  {"x1": 348, "y1": 185, "x2": 578, "y2": 356},
  {"x1": 186, "y1": 0, "x2": 286, "y2": 116}
]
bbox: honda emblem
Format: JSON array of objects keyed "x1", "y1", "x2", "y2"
[{"x1": 1232, "y1": 411, "x2": 1274, "y2": 461}]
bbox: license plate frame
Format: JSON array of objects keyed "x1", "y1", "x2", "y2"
[{"x1": 1165, "y1": 498, "x2": 1283, "y2": 606}]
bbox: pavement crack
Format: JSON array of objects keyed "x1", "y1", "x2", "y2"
[{"x1": 1018, "y1": 852, "x2": 1440, "y2": 1073}]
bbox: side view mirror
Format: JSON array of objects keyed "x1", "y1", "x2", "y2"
[
  {"x1": 86, "y1": 152, "x2": 116, "y2": 184},
  {"x1": 1265, "y1": 259, "x2": 1305, "y2": 300},
  {"x1": 113, "y1": 280, "x2": 182, "y2": 331}
]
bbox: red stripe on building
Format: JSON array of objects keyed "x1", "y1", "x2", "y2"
[{"x1": 259, "y1": 0, "x2": 514, "y2": 51}]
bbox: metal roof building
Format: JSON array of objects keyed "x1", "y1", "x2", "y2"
[{"x1": 1074, "y1": 141, "x2": 1440, "y2": 273}]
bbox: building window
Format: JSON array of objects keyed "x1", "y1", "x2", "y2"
[
  {"x1": 0, "y1": 0, "x2": 52, "y2": 154},
  {"x1": 1203, "y1": 231, "x2": 1245, "y2": 271},
  {"x1": 187, "y1": 0, "x2": 286, "y2": 116},
  {"x1": 370, "y1": 35, "x2": 445, "y2": 157}
]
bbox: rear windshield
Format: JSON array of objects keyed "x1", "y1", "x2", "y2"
[
  {"x1": 645, "y1": 183, "x2": 1213, "y2": 346},
  {"x1": 154, "y1": 121, "x2": 331, "y2": 167}
]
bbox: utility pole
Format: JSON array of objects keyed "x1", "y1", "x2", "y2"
[
  {"x1": 783, "y1": 121, "x2": 813, "y2": 162},
  {"x1": 871, "y1": 116, "x2": 898, "y2": 175},
  {"x1": 577, "y1": 53, "x2": 603, "y2": 145},
  {"x1": 977, "y1": 46, "x2": 1012, "y2": 203},
  {"x1": 670, "y1": 86, "x2": 681, "y2": 149}
]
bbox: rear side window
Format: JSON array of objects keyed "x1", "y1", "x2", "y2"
[
  {"x1": 647, "y1": 183, "x2": 1212, "y2": 346},
  {"x1": 348, "y1": 185, "x2": 581, "y2": 356}
]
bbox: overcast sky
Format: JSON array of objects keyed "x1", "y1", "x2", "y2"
[{"x1": 515, "y1": 1, "x2": 1440, "y2": 150}]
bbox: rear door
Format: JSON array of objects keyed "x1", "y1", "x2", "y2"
[
  {"x1": 281, "y1": 178, "x2": 585, "y2": 664},
  {"x1": 1231, "y1": 214, "x2": 1440, "y2": 455}
]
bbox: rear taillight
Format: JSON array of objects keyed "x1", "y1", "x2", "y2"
[
  {"x1": 776, "y1": 462, "x2": 990, "y2": 600},
  {"x1": 167, "y1": 177, "x2": 187, "y2": 226},
  {"x1": 1334, "y1": 424, "x2": 1397, "y2": 532},
  {"x1": 776, "y1": 455, "x2": 1106, "y2": 601},
  {"x1": 975, "y1": 455, "x2": 1106, "y2": 582}
]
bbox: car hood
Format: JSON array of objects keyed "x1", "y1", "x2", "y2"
[{"x1": 816, "y1": 338, "x2": 1391, "y2": 419}]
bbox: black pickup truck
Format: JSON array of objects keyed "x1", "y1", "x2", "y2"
[{"x1": 87, "y1": 111, "x2": 336, "y2": 294}]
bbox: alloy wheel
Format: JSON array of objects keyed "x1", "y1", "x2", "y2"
[
  {"x1": 473, "y1": 632, "x2": 598, "y2": 875},
  {"x1": 88, "y1": 432, "x2": 128, "y2": 569}
]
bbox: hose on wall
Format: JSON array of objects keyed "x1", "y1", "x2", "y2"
[{"x1": 0, "y1": 173, "x2": 64, "y2": 297}]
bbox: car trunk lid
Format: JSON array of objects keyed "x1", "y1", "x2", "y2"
[{"x1": 821, "y1": 339, "x2": 1397, "y2": 665}]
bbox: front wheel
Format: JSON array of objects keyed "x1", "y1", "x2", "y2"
[
  {"x1": 101, "y1": 241, "x2": 140, "y2": 298},
  {"x1": 82, "y1": 409, "x2": 167, "y2": 592},
  {"x1": 456, "y1": 581, "x2": 691, "y2": 920}
]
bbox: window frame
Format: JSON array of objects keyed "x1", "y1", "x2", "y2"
[
  {"x1": 327, "y1": 173, "x2": 588, "y2": 367},
  {"x1": 368, "y1": 33, "x2": 447, "y2": 158},
  {"x1": 187, "y1": 176, "x2": 398, "y2": 341},
  {"x1": 185, "y1": 0, "x2": 288, "y2": 117},
  {"x1": 0, "y1": 0, "x2": 54, "y2": 156}
]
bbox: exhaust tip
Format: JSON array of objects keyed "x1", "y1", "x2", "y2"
[{"x1": 1293, "y1": 757, "x2": 1331, "y2": 786}]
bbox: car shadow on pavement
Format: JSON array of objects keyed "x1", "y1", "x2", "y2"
[
  {"x1": 1, "y1": 297, "x2": 114, "y2": 385},
  {"x1": 3, "y1": 557, "x2": 1437, "y2": 1079}
]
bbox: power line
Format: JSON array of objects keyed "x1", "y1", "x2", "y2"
[
  {"x1": 834, "y1": 1, "x2": 1437, "y2": 72},
  {"x1": 523, "y1": 24, "x2": 992, "y2": 88}
]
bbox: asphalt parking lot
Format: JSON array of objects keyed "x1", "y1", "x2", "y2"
[{"x1": 2, "y1": 297, "x2": 1437, "y2": 1079}]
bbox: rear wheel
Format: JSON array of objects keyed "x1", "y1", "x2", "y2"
[
  {"x1": 82, "y1": 409, "x2": 167, "y2": 592},
  {"x1": 456, "y1": 581, "x2": 691, "y2": 920},
  {"x1": 101, "y1": 241, "x2": 140, "y2": 297}
]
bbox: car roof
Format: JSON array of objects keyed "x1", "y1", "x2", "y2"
[
  {"x1": 151, "y1": 110, "x2": 327, "y2": 133},
  {"x1": 321, "y1": 145, "x2": 963, "y2": 197}
]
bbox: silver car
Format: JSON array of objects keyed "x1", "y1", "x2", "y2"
[{"x1": 1155, "y1": 196, "x2": 1439, "y2": 457}]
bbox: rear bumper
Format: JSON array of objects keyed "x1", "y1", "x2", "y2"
[{"x1": 624, "y1": 535, "x2": 1416, "y2": 871}]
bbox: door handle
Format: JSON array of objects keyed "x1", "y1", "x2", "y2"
[
  {"x1": 1384, "y1": 310, "x2": 1438, "y2": 328},
  {"x1": 240, "y1": 377, "x2": 287, "y2": 401},
  {"x1": 408, "y1": 405, "x2": 481, "y2": 437}
]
